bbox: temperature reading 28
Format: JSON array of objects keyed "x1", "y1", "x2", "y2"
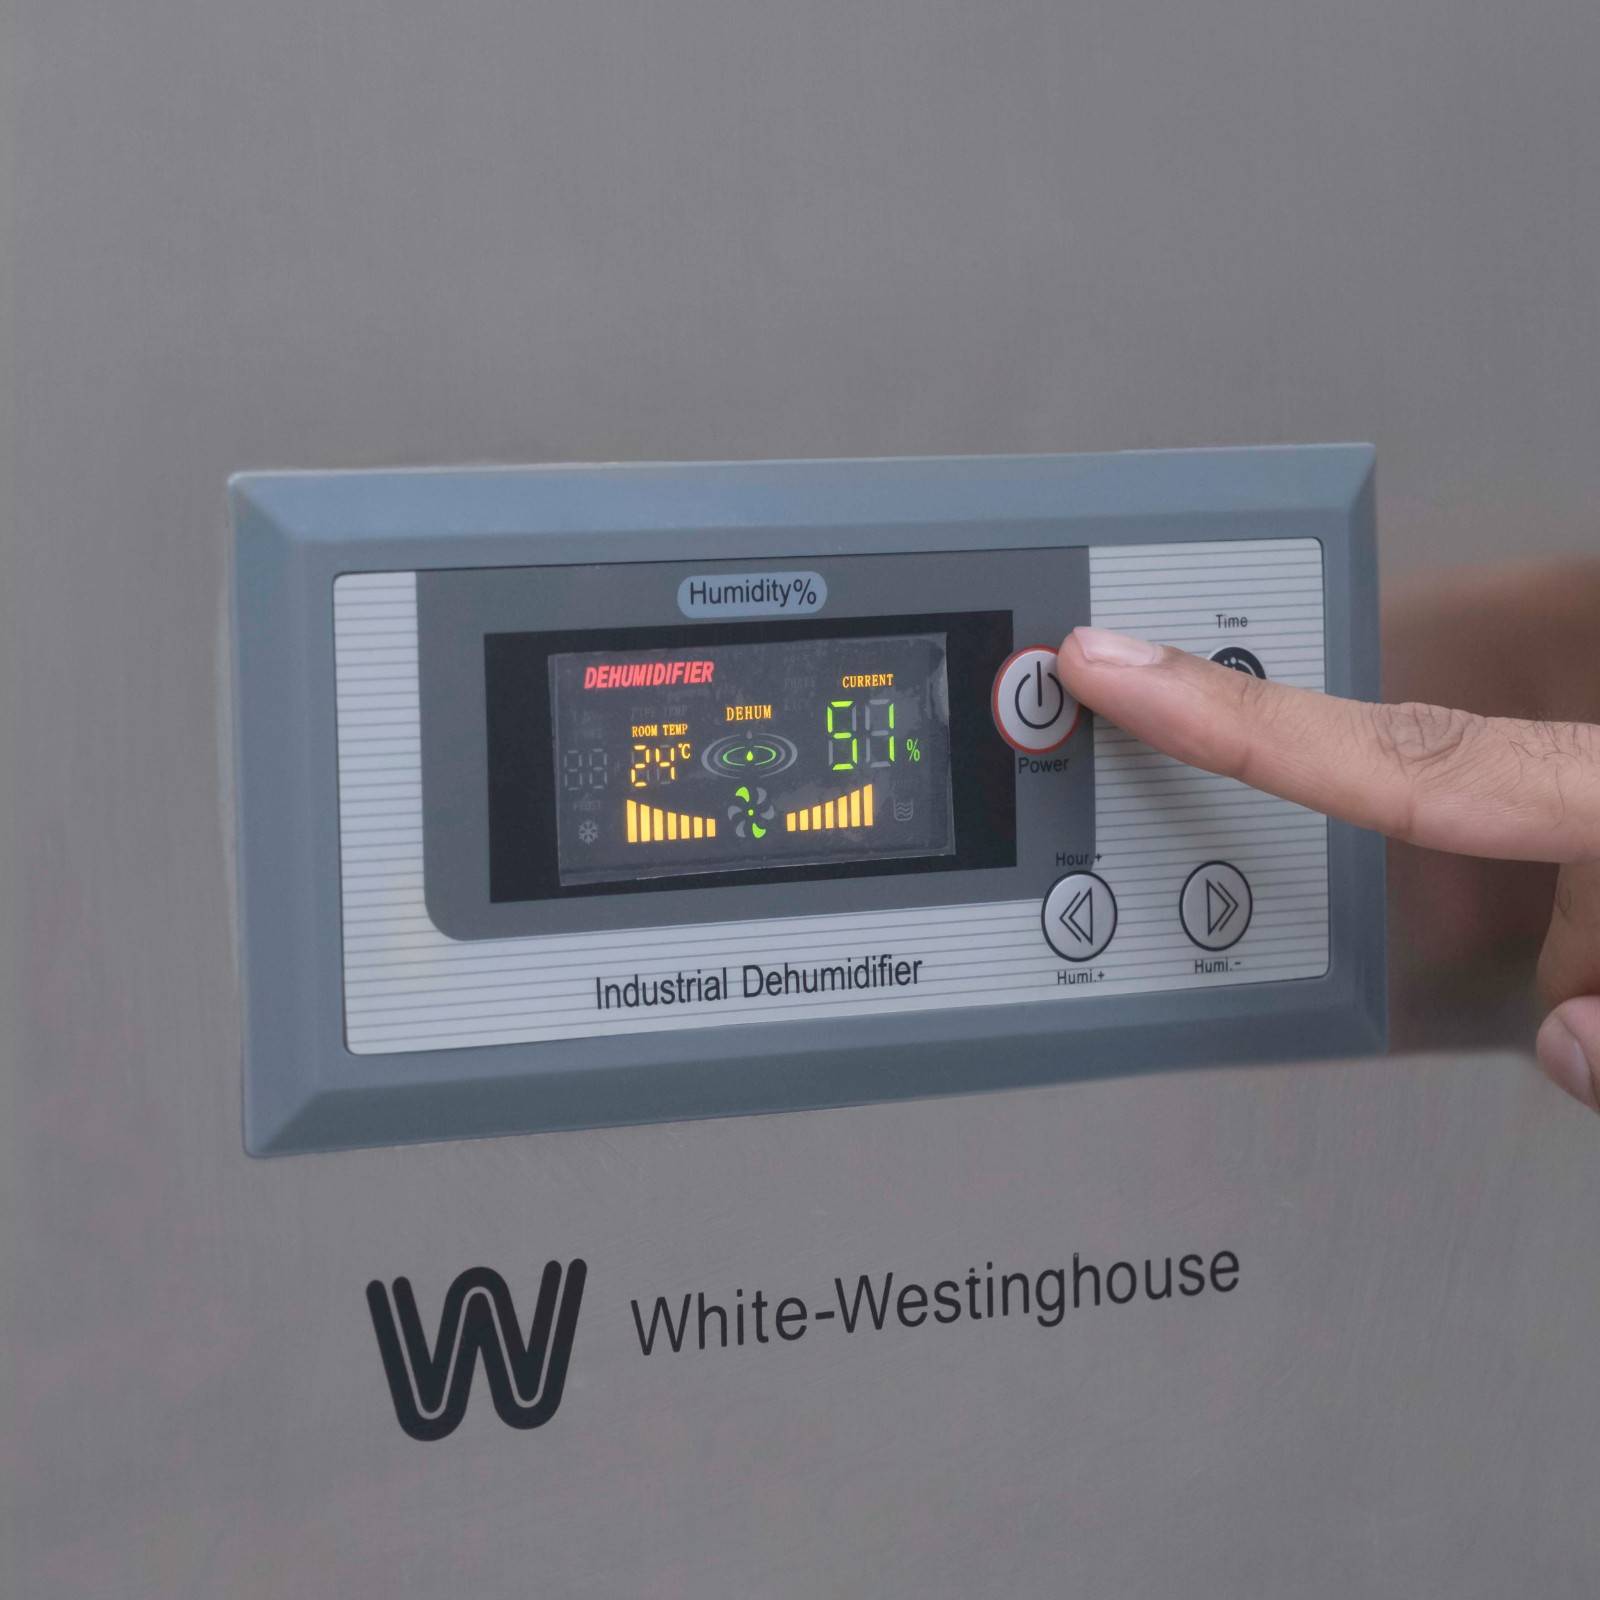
[{"x1": 826, "y1": 697, "x2": 918, "y2": 772}]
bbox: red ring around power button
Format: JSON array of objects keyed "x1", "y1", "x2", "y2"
[{"x1": 991, "y1": 646, "x2": 1081, "y2": 754}]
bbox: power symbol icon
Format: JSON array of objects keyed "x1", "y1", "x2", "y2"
[
  {"x1": 992, "y1": 647, "x2": 1080, "y2": 754},
  {"x1": 1014, "y1": 659, "x2": 1066, "y2": 730}
]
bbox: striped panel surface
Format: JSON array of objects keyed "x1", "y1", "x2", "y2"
[
  {"x1": 1086, "y1": 538, "x2": 1329, "y2": 996},
  {"x1": 334, "y1": 543, "x2": 1326, "y2": 1055}
]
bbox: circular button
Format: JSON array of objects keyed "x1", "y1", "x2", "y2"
[
  {"x1": 1210, "y1": 646, "x2": 1266, "y2": 679},
  {"x1": 1042, "y1": 872, "x2": 1117, "y2": 962},
  {"x1": 993, "y1": 647, "x2": 1080, "y2": 753},
  {"x1": 1179, "y1": 861, "x2": 1253, "y2": 951}
]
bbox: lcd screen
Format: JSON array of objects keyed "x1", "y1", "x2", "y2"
[
  {"x1": 547, "y1": 633, "x2": 954, "y2": 886},
  {"x1": 482, "y1": 608, "x2": 1015, "y2": 905}
]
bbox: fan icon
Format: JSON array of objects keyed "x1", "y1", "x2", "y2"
[{"x1": 728, "y1": 785, "x2": 775, "y2": 840}]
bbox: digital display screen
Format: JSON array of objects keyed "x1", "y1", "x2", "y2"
[
  {"x1": 482, "y1": 609, "x2": 1015, "y2": 905},
  {"x1": 548, "y1": 634, "x2": 954, "y2": 886}
]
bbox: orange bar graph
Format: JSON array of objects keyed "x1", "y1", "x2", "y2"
[
  {"x1": 625, "y1": 798, "x2": 718, "y2": 845},
  {"x1": 784, "y1": 783, "x2": 875, "y2": 835}
]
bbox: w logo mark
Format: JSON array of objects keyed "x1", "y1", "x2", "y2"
[{"x1": 366, "y1": 1262, "x2": 587, "y2": 1442}]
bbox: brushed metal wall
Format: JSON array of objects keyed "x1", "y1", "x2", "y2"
[{"x1": 4, "y1": 3, "x2": 1599, "y2": 1593}]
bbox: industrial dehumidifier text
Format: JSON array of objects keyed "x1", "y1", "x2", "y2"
[{"x1": 594, "y1": 955, "x2": 925, "y2": 1011}]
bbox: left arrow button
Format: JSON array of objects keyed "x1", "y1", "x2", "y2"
[{"x1": 1042, "y1": 872, "x2": 1117, "y2": 961}]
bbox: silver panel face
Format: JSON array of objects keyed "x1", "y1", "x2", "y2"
[{"x1": 335, "y1": 536, "x2": 1328, "y2": 1054}]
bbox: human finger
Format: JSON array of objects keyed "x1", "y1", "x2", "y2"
[
  {"x1": 1532, "y1": 859, "x2": 1600, "y2": 1109},
  {"x1": 1057, "y1": 627, "x2": 1600, "y2": 863},
  {"x1": 1535, "y1": 996, "x2": 1600, "y2": 1112}
]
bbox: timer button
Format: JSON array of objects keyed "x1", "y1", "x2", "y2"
[
  {"x1": 993, "y1": 647, "x2": 1080, "y2": 753},
  {"x1": 1210, "y1": 645, "x2": 1267, "y2": 679}
]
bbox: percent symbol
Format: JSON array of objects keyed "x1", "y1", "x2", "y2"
[{"x1": 905, "y1": 738, "x2": 921, "y2": 762}]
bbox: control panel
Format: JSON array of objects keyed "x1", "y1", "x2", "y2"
[{"x1": 231, "y1": 448, "x2": 1385, "y2": 1154}]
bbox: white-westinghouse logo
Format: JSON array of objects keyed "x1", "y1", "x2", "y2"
[{"x1": 366, "y1": 1262, "x2": 587, "y2": 1442}]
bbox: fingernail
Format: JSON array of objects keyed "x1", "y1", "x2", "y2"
[
  {"x1": 1071, "y1": 627, "x2": 1164, "y2": 667},
  {"x1": 1536, "y1": 1011, "x2": 1600, "y2": 1111}
]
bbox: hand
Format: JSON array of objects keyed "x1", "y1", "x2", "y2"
[{"x1": 1057, "y1": 595, "x2": 1600, "y2": 1110}]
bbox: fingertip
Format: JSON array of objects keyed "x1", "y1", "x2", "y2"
[
  {"x1": 1063, "y1": 626, "x2": 1165, "y2": 669},
  {"x1": 1057, "y1": 629, "x2": 1088, "y2": 691},
  {"x1": 1059, "y1": 629, "x2": 1159, "y2": 707},
  {"x1": 1535, "y1": 998, "x2": 1600, "y2": 1112}
]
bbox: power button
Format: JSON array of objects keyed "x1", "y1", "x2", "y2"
[{"x1": 992, "y1": 647, "x2": 1080, "y2": 753}]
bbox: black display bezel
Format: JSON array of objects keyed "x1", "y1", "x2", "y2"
[{"x1": 485, "y1": 611, "x2": 1016, "y2": 903}]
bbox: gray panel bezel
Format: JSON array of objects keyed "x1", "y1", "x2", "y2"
[
  {"x1": 230, "y1": 448, "x2": 1385, "y2": 1156},
  {"x1": 419, "y1": 545, "x2": 1093, "y2": 939}
]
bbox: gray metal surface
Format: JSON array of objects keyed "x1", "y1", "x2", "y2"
[
  {"x1": 8, "y1": 1, "x2": 1600, "y2": 1593},
  {"x1": 8, "y1": 1053, "x2": 1600, "y2": 1596}
]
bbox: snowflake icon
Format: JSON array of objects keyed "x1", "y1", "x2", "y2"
[{"x1": 578, "y1": 819, "x2": 600, "y2": 845}]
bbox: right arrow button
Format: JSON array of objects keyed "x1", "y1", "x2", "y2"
[{"x1": 1180, "y1": 861, "x2": 1253, "y2": 952}]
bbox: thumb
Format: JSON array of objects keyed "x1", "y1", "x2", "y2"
[{"x1": 1534, "y1": 859, "x2": 1600, "y2": 1110}]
